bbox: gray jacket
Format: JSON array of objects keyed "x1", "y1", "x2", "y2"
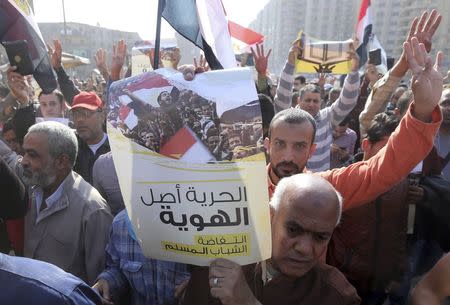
[{"x1": 24, "y1": 171, "x2": 113, "y2": 285}]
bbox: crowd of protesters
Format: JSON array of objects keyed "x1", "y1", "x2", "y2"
[{"x1": 1, "y1": 8, "x2": 450, "y2": 305}]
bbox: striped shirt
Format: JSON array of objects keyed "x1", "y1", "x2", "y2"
[{"x1": 274, "y1": 61, "x2": 360, "y2": 172}]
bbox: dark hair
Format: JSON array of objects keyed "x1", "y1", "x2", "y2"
[
  {"x1": 38, "y1": 89, "x2": 65, "y2": 105},
  {"x1": 396, "y1": 90, "x2": 413, "y2": 116},
  {"x1": 258, "y1": 94, "x2": 275, "y2": 138},
  {"x1": 268, "y1": 107, "x2": 316, "y2": 143},
  {"x1": 299, "y1": 84, "x2": 321, "y2": 101},
  {"x1": 295, "y1": 75, "x2": 306, "y2": 84},
  {"x1": 366, "y1": 112, "x2": 400, "y2": 144}
]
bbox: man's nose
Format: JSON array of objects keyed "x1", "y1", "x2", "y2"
[
  {"x1": 294, "y1": 233, "x2": 314, "y2": 258},
  {"x1": 283, "y1": 146, "x2": 295, "y2": 162}
]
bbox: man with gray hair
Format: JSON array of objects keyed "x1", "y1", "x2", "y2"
[
  {"x1": 0, "y1": 121, "x2": 113, "y2": 285},
  {"x1": 182, "y1": 174, "x2": 360, "y2": 305}
]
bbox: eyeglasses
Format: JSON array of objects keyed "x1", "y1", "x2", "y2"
[{"x1": 69, "y1": 108, "x2": 102, "y2": 119}]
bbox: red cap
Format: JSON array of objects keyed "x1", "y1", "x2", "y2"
[{"x1": 71, "y1": 92, "x2": 103, "y2": 110}]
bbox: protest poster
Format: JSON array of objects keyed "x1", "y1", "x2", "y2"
[
  {"x1": 295, "y1": 31, "x2": 353, "y2": 74},
  {"x1": 107, "y1": 67, "x2": 271, "y2": 266},
  {"x1": 131, "y1": 40, "x2": 178, "y2": 76}
]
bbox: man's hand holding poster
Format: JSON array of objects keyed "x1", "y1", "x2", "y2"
[{"x1": 107, "y1": 67, "x2": 271, "y2": 266}]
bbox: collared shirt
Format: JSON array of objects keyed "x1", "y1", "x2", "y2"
[
  {"x1": 97, "y1": 210, "x2": 190, "y2": 305},
  {"x1": 34, "y1": 174, "x2": 70, "y2": 224}
]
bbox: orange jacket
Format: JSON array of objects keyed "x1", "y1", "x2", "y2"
[{"x1": 267, "y1": 105, "x2": 442, "y2": 210}]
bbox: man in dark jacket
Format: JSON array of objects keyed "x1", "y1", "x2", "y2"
[
  {"x1": 327, "y1": 113, "x2": 410, "y2": 305},
  {"x1": 70, "y1": 92, "x2": 110, "y2": 184}
]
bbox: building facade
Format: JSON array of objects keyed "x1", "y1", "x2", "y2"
[
  {"x1": 249, "y1": 0, "x2": 449, "y2": 76},
  {"x1": 38, "y1": 22, "x2": 142, "y2": 78}
]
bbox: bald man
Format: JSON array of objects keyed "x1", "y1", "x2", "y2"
[{"x1": 182, "y1": 174, "x2": 360, "y2": 305}]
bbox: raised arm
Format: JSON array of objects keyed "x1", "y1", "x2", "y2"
[
  {"x1": 321, "y1": 36, "x2": 444, "y2": 209},
  {"x1": 359, "y1": 9, "x2": 441, "y2": 136},
  {"x1": 328, "y1": 41, "x2": 360, "y2": 127},
  {"x1": 49, "y1": 39, "x2": 80, "y2": 104},
  {"x1": 251, "y1": 43, "x2": 272, "y2": 96}
]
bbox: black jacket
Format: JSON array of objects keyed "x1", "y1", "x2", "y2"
[{"x1": 74, "y1": 136, "x2": 110, "y2": 185}]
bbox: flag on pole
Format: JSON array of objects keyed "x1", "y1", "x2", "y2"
[
  {"x1": 355, "y1": 0, "x2": 372, "y2": 68},
  {"x1": 228, "y1": 20, "x2": 264, "y2": 54},
  {"x1": 161, "y1": 0, "x2": 236, "y2": 69},
  {"x1": 0, "y1": 0, "x2": 57, "y2": 93}
]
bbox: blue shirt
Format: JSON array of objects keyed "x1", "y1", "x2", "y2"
[
  {"x1": 0, "y1": 253, "x2": 102, "y2": 305},
  {"x1": 97, "y1": 210, "x2": 190, "y2": 305}
]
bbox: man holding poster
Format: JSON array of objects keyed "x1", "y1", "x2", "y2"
[{"x1": 182, "y1": 174, "x2": 360, "y2": 305}]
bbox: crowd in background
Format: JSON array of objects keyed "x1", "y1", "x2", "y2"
[{"x1": 1, "y1": 8, "x2": 450, "y2": 305}]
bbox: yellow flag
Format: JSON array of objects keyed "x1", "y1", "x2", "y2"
[{"x1": 295, "y1": 31, "x2": 353, "y2": 74}]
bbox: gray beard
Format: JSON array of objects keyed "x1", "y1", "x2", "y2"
[{"x1": 22, "y1": 168, "x2": 56, "y2": 188}]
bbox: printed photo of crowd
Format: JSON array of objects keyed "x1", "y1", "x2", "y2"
[{"x1": 107, "y1": 72, "x2": 263, "y2": 161}]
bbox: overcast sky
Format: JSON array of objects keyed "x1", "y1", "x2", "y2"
[{"x1": 33, "y1": 0, "x2": 270, "y2": 39}]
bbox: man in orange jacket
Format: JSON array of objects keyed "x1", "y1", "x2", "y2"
[{"x1": 265, "y1": 36, "x2": 444, "y2": 212}]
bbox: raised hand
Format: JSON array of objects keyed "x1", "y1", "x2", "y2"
[
  {"x1": 194, "y1": 54, "x2": 209, "y2": 73},
  {"x1": 6, "y1": 66, "x2": 30, "y2": 104},
  {"x1": 406, "y1": 9, "x2": 441, "y2": 53},
  {"x1": 48, "y1": 39, "x2": 63, "y2": 69},
  {"x1": 178, "y1": 54, "x2": 209, "y2": 81},
  {"x1": 287, "y1": 39, "x2": 303, "y2": 65},
  {"x1": 404, "y1": 37, "x2": 444, "y2": 122},
  {"x1": 95, "y1": 48, "x2": 110, "y2": 81},
  {"x1": 110, "y1": 40, "x2": 127, "y2": 81},
  {"x1": 251, "y1": 43, "x2": 272, "y2": 76}
]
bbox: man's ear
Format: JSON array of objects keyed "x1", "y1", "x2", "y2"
[
  {"x1": 308, "y1": 143, "x2": 317, "y2": 159},
  {"x1": 361, "y1": 138, "x2": 370, "y2": 153},
  {"x1": 54, "y1": 154, "x2": 70, "y2": 170}
]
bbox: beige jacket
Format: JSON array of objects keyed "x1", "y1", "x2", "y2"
[{"x1": 24, "y1": 171, "x2": 113, "y2": 285}]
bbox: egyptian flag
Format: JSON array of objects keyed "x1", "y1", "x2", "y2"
[
  {"x1": 161, "y1": 0, "x2": 236, "y2": 70},
  {"x1": 228, "y1": 20, "x2": 264, "y2": 55},
  {"x1": 355, "y1": 0, "x2": 372, "y2": 68},
  {"x1": 0, "y1": 0, "x2": 57, "y2": 93}
]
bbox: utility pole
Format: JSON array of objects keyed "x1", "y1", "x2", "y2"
[{"x1": 62, "y1": 0, "x2": 67, "y2": 36}]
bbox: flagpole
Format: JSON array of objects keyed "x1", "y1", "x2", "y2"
[{"x1": 154, "y1": 0, "x2": 164, "y2": 69}]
